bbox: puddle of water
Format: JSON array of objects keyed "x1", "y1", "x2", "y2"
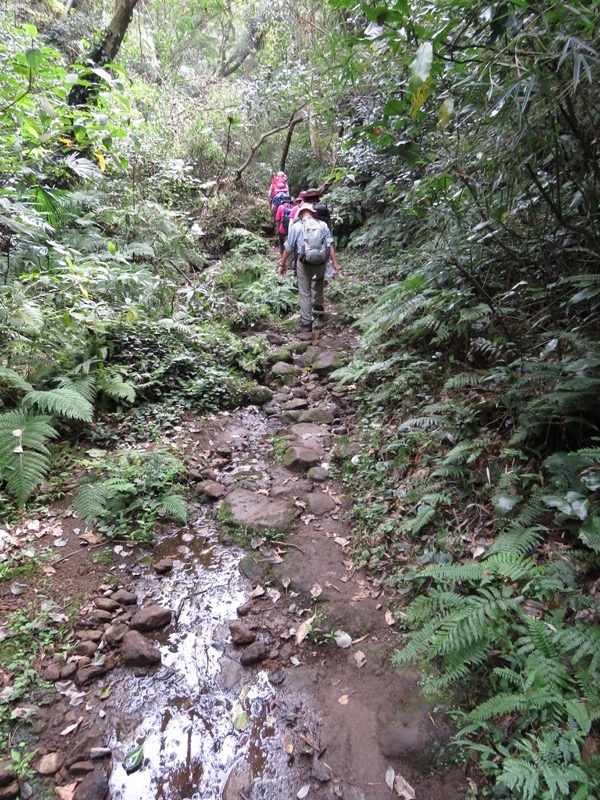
[{"x1": 105, "y1": 408, "x2": 318, "y2": 799}]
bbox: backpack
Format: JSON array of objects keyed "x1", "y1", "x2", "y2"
[
  {"x1": 314, "y1": 203, "x2": 332, "y2": 232},
  {"x1": 302, "y1": 217, "x2": 328, "y2": 265},
  {"x1": 272, "y1": 191, "x2": 290, "y2": 212},
  {"x1": 270, "y1": 176, "x2": 288, "y2": 198},
  {"x1": 281, "y1": 204, "x2": 293, "y2": 234}
]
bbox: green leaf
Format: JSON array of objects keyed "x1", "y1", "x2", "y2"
[
  {"x1": 25, "y1": 47, "x2": 42, "y2": 73},
  {"x1": 123, "y1": 744, "x2": 144, "y2": 774},
  {"x1": 23, "y1": 388, "x2": 94, "y2": 422},
  {"x1": 233, "y1": 711, "x2": 249, "y2": 731}
]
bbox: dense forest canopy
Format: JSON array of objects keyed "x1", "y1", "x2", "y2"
[{"x1": 1, "y1": 0, "x2": 599, "y2": 797}]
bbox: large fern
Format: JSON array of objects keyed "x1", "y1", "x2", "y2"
[{"x1": 0, "y1": 410, "x2": 58, "y2": 504}]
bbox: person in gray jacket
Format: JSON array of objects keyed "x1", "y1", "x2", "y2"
[{"x1": 278, "y1": 203, "x2": 339, "y2": 332}]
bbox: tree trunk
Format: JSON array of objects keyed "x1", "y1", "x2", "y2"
[
  {"x1": 280, "y1": 115, "x2": 304, "y2": 173},
  {"x1": 234, "y1": 116, "x2": 305, "y2": 182}
]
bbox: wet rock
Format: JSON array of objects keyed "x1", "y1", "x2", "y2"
[
  {"x1": 89, "y1": 748, "x2": 112, "y2": 759},
  {"x1": 77, "y1": 629, "x2": 103, "y2": 642},
  {"x1": 307, "y1": 467, "x2": 329, "y2": 483},
  {"x1": 245, "y1": 385, "x2": 274, "y2": 405},
  {"x1": 220, "y1": 489, "x2": 297, "y2": 536},
  {"x1": 0, "y1": 781, "x2": 18, "y2": 800},
  {"x1": 74, "y1": 664, "x2": 107, "y2": 686},
  {"x1": 229, "y1": 621, "x2": 256, "y2": 646},
  {"x1": 121, "y1": 631, "x2": 161, "y2": 666},
  {"x1": 236, "y1": 600, "x2": 254, "y2": 617},
  {"x1": 281, "y1": 446, "x2": 321, "y2": 472},
  {"x1": 93, "y1": 596, "x2": 120, "y2": 612},
  {"x1": 42, "y1": 663, "x2": 61, "y2": 682},
  {"x1": 130, "y1": 605, "x2": 172, "y2": 631},
  {"x1": 153, "y1": 558, "x2": 173, "y2": 575},
  {"x1": 73, "y1": 767, "x2": 109, "y2": 800},
  {"x1": 312, "y1": 759, "x2": 333, "y2": 782},
  {"x1": 73, "y1": 640, "x2": 98, "y2": 657},
  {"x1": 307, "y1": 492, "x2": 337, "y2": 516},
  {"x1": 199, "y1": 481, "x2": 226, "y2": 500},
  {"x1": 104, "y1": 622, "x2": 129, "y2": 646},
  {"x1": 64, "y1": 729, "x2": 105, "y2": 768},
  {"x1": 36, "y1": 752, "x2": 64, "y2": 775},
  {"x1": 111, "y1": 589, "x2": 138, "y2": 605},
  {"x1": 283, "y1": 398, "x2": 308, "y2": 410},
  {"x1": 239, "y1": 641, "x2": 269, "y2": 666},
  {"x1": 268, "y1": 667, "x2": 286, "y2": 685},
  {"x1": 69, "y1": 761, "x2": 95, "y2": 774}
]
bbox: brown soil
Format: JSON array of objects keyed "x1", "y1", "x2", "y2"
[{"x1": 0, "y1": 308, "x2": 468, "y2": 800}]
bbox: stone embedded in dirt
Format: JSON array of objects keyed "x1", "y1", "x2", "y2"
[
  {"x1": 121, "y1": 631, "x2": 161, "y2": 666},
  {"x1": 268, "y1": 667, "x2": 286, "y2": 685},
  {"x1": 236, "y1": 600, "x2": 254, "y2": 617},
  {"x1": 290, "y1": 422, "x2": 328, "y2": 440},
  {"x1": 310, "y1": 350, "x2": 349, "y2": 374},
  {"x1": 270, "y1": 479, "x2": 312, "y2": 497},
  {"x1": 308, "y1": 386, "x2": 327, "y2": 401},
  {"x1": 104, "y1": 622, "x2": 129, "y2": 646},
  {"x1": 271, "y1": 361, "x2": 299, "y2": 383},
  {"x1": 153, "y1": 558, "x2": 174, "y2": 575},
  {"x1": 228, "y1": 621, "x2": 257, "y2": 646},
  {"x1": 68, "y1": 761, "x2": 95, "y2": 775},
  {"x1": 283, "y1": 398, "x2": 309, "y2": 410},
  {"x1": 306, "y1": 492, "x2": 337, "y2": 516},
  {"x1": 130, "y1": 605, "x2": 172, "y2": 631},
  {"x1": 216, "y1": 444, "x2": 232, "y2": 457},
  {"x1": 42, "y1": 663, "x2": 62, "y2": 682},
  {"x1": 188, "y1": 468, "x2": 204, "y2": 482},
  {"x1": 73, "y1": 640, "x2": 98, "y2": 658},
  {"x1": 111, "y1": 589, "x2": 138, "y2": 605},
  {"x1": 281, "y1": 446, "x2": 321, "y2": 472},
  {"x1": 245, "y1": 385, "x2": 274, "y2": 405},
  {"x1": 64, "y1": 729, "x2": 105, "y2": 769},
  {"x1": 297, "y1": 408, "x2": 334, "y2": 424},
  {"x1": 77, "y1": 629, "x2": 103, "y2": 643},
  {"x1": 87, "y1": 609, "x2": 114, "y2": 624},
  {"x1": 0, "y1": 762, "x2": 16, "y2": 787},
  {"x1": 239, "y1": 641, "x2": 269, "y2": 666},
  {"x1": 280, "y1": 410, "x2": 302, "y2": 423},
  {"x1": 36, "y1": 752, "x2": 64, "y2": 775},
  {"x1": 332, "y1": 438, "x2": 361, "y2": 460},
  {"x1": 0, "y1": 781, "x2": 18, "y2": 800},
  {"x1": 273, "y1": 392, "x2": 290, "y2": 403},
  {"x1": 332, "y1": 426, "x2": 349, "y2": 436},
  {"x1": 93, "y1": 596, "x2": 120, "y2": 612},
  {"x1": 73, "y1": 767, "x2": 109, "y2": 800},
  {"x1": 74, "y1": 664, "x2": 107, "y2": 686},
  {"x1": 307, "y1": 467, "x2": 329, "y2": 483},
  {"x1": 221, "y1": 489, "x2": 297, "y2": 535},
  {"x1": 60, "y1": 663, "x2": 77, "y2": 680},
  {"x1": 199, "y1": 481, "x2": 226, "y2": 500},
  {"x1": 311, "y1": 759, "x2": 333, "y2": 783}
]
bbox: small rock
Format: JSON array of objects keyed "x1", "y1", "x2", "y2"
[
  {"x1": 306, "y1": 492, "x2": 337, "y2": 516},
  {"x1": 73, "y1": 640, "x2": 98, "y2": 658},
  {"x1": 332, "y1": 426, "x2": 348, "y2": 436},
  {"x1": 0, "y1": 781, "x2": 18, "y2": 800},
  {"x1": 281, "y1": 446, "x2": 321, "y2": 472},
  {"x1": 89, "y1": 748, "x2": 112, "y2": 759},
  {"x1": 0, "y1": 762, "x2": 16, "y2": 787},
  {"x1": 130, "y1": 605, "x2": 172, "y2": 631},
  {"x1": 69, "y1": 761, "x2": 95, "y2": 775},
  {"x1": 239, "y1": 641, "x2": 269, "y2": 666},
  {"x1": 283, "y1": 398, "x2": 309, "y2": 410},
  {"x1": 188, "y1": 469, "x2": 204, "y2": 482},
  {"x1": 104, "y1": 622, "x2": 129, "y2": 647},
  {"x1": 271, "y1": 361, "x2": 298, "y2": 380},
  {"x1": 42, "y1": 663, "x2": 61, "y2": 682},
  {"x1": 93, "y1": 597, "x2": 120, "y2": 612},
  {"x1": 74, "y1": 665, "x2": 107, "y2": 686},
  {"x1": 36, "y1": 752, "x2": 64, "y2": 775},
  {"x1": 60, "y1": 662, "x2": 78, "y2": 680},
  {"x1": 19, "y1": 781, "x2": 33, "y2": 799},
  {"x1": 236, "y1": 600, "x2": 254, "y2": 617},
  {"x1": 297, "y1": 408, "x2": 334, "y2": 424},
  {"x1": 307, "y1": 467, "x2": 329, "y2": 483},
  {"x1": 268, "y1": 667, "x2": 286, "y2": 685},
  {"x1": 121, "y1": 631, "x2": 161, "y2": 666},
  {"x1": 77, "y1": 629, "x2": 103, "y2": 643},
  {"x1": 73, "y1": 767, "x2": 109, "y2": 800},
  {"x1": 229, "y1": 622, "x2": 256, "y2": 646},
  {"x1": 312, "y1": 759, "x2": 333, "y2": 782},
  {"x1": 87, "y1": 609, "x2": 114, "y2": 624},
  {"x1": 153, "y1": 558, "x2": 174, "y2": 575},
  {"x1": 111, "y1": 589, "x2": 138, "y2": 605},
  {"x1": 199, "y1": 481, "x2": 226, "y2": 500}
]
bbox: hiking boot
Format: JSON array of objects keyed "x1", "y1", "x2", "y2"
[{"x1": 298, "y1": 322, "x2": 313, "y2": 332}]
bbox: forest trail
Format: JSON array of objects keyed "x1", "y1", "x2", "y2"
[{"x1": 17, "y1": 275, "x2": 467, "y2": 800}]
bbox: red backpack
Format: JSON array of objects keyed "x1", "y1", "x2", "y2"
[{"x1": 270, "y1": 175, "x2": 288, "y2": 200}]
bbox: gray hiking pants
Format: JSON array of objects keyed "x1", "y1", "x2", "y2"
[{"x1": 297, "y1": 259, "x2": 326, "y2": 327}]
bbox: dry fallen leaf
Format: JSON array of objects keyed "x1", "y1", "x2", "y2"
[
  {"x1": 249, "y1": 585, "x2": 266, "y2": 598},
  {"x1": 353, "y1": 651, "x2": 367, "y2": 668},
  {"x1": 334, "y1": 536, "x2": 350, "y2": 547},
  {"x1": 310, "y1": 583, "x2": 323, "y2": 598},
  {"x1": 338, "y1": 694, "x2": 349, "y2": 705},
  {"x1": 60, "y1": 716, "x2": 83, "y2": 736},
  {"x1": 281, "y1": 734, "x2": 294, "y2": 754},
  {"x1": 295, "y1": 614, "x2": 316, "y2": 645},
  {"x1": 394, "y1": 774, "x2": 416, "y2": 799},
  {"x1": 385, "y1": 610, "x2": 395, "y2": 626}
]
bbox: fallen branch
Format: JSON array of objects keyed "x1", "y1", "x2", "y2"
[{"x1": 234, "y1": 115, "x2": 305, "y2": 182}]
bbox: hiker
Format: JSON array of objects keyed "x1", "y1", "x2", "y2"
[
  {"x1": 274, "y1": 195, "x2": 294, "y2": 253},
  {"x1": 269, "y1": 171, "x2": 288, "y2": 211},
  {"x1": 279, "y1": 202, "x2": 339, "y2": 333}
]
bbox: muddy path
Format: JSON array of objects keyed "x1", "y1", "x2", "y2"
[{"x1": 8, "y1": 312, "x2": 467, "y2": 800}]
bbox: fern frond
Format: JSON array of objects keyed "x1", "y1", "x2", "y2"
[
  {"x1": 0, "y1": 367, "x2": 33, "y2": 393},
  {"x1": 23, "y1": 388, "x2": 94, "y2": 422},
  {"x1": 159, "y1": 493, "x2": 187, "y2": 523},
  {"x1": 74, "y1": 483, "x2": 109, "y2": 523},
  {"x1": 99, "y1": 375, "x2": 136, "y2": 404},
  {"x1": 0, "y1": 410, "x2": 58, "y2": 504}
]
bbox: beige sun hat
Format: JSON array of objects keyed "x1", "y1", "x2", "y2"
[{"x1": 298, "y1": 202, "x2": 317, "y2": 215}]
